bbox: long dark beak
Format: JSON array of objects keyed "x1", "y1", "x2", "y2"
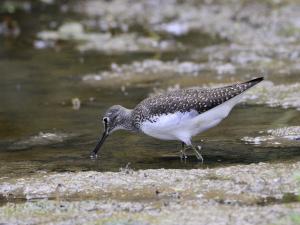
[{"x1": 90, "y1": 123, "x2": 109, "y2": 158}]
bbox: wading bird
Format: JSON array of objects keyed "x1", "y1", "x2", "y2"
[{"x1": 91, "y1": 77, "x2": 263, "y2": 162}]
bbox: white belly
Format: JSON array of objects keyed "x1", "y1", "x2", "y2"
[
  {"x1": 140, "y1": 94, "x2": 243, "y2": 145},
  {"x1": 141, "y1": 110, "x2": 199, "y2": 142}
]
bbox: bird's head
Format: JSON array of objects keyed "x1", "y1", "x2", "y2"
[
  {"x1": 103, "y1": 105, "x2": 129, "y2": 133},
  {"x1": 91, "y1": 105, "x2": 131, "y2": 158}
]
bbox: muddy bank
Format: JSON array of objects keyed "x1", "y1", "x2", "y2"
[
  {"x1": 0, "y1": 199, "x2": 299, "y2": 225},
  {"x1": 1, "y1": 162, "x2": 300, "y2": 224}
]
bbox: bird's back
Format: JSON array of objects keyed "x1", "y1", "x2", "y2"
[{"x1": 132, "y1": 77, "x2": 263, "y2": 129}]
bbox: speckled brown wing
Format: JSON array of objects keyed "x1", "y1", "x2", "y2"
[{"x1": 132, "y1": 77, "x2": 263, "y2": 128}]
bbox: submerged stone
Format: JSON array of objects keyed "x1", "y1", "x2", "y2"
[
  {"x1": 82, "y1": 60, "x2": 206, "y2": 85},
  {"x1": 10, "y1": 132, "x2": 76, "y2": 150},
  {"x1": 37, "y1": 23, "x2": 181, "y2": 53},
  {"x1": 242, "y1": 126, "x2": 300, "y2": 147}
]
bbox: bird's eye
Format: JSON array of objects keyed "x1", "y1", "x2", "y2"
[{"x1": 103, "y1": 117, "x2": 109, "y2": 124}]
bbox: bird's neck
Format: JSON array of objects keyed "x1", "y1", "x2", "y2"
[{"x1": 120, "y1": 109, "x2": 137, "y2": 132}]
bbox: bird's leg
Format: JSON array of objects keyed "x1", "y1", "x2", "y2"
[
  {"x1": 191, "y1": 144, "x2": 204, "y2": 163},
  {"x1": 180, "y1": 142, "x2": 203, "y2": 163},
  {"x1": 180, "y1": 142, "x2": 188, "y2": 161}
]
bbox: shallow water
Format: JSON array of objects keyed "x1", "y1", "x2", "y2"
[{"x1": 0, "y1": 0, "x2": 300, "y2": 180}]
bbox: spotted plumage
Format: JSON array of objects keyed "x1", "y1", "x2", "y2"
[
  {"x1": 91, "y1": 77, "x2": 264, "y2": 160},
  {"x1": 132, "y1": 78, "x2": 261, "y2": 128}
]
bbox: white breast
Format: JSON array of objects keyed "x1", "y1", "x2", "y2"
[{"x1": 140, "y1": 93, "x2": 244, "y2": 145}]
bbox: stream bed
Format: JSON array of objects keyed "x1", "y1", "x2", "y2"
[{"x1": 0, "y1": 0, "x2": 300, "y2": 224}]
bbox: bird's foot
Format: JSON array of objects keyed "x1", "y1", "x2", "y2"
[
  {"x1": 180, "y1": 149, "x2": 188, "y2": 162},
  {"x1": 179, "y1": 142, "x2": 204, "y2": 163},
  {"x1": 192, "y1": 145, "x2": 204, "y2": 163},
  {"x1": 90, "y1": 152, "x2": 98, "y2": 160}
]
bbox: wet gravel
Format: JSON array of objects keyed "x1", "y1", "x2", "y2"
[{"x1": 1, "y1": 162, "x2": 300, "y2": 224}]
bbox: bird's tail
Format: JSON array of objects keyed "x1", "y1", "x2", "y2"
[
  {"x1": 212, "y1": 76, "x2": 264, "y2": 103},
  {"x1": 241, "y1": 77, "x2": 264, "y2": 89},
  {"x1": 221, "y1": 76, "x2": 264, "y2": 94}
]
